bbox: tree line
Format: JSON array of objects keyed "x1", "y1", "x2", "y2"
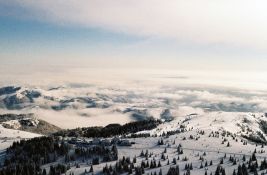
[{"x1": 54, "y1": 119, "x2": 162, "y2": 138}]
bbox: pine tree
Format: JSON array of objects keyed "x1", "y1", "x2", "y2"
[
  {"x1": 200, "y1": 162, "x2": 203, "y2": 169},
  {"x1": 190, "y1": 163, "x2": 193, "y2": 170},
  {"x1": 140, "y1": 150, "x2": 145, "y2": 157},
  {"x1": 241, "y1": 163, "x2": 248, "y2": 175},
  {"x1": 133, "y1": 156, "x2": 137, "y2": 163},
  {"x1": 221, "y1": 168, "x2": 226, "y2": 175},
  {"x1": 233, "y1": 158, "x2": 237, "y2": 165},
  {"x1": 158, "y1": 161, "x2": 161, "y2": 167},
  {"x1": 161, "y1": 153, "x2": 166, "y2": 160},
  {"x1": 89, "y1": 165, "x2": 93, "y2": 173},
  {"x1": 220, "y1": 158, "x2": 224, "y2": 164},
  {"x1": 210, "y1": 160, "x2": 213, "y2": 166},
  {"x1": 252, "y1": 152, "x2": 257, "y2": 161},
  {"x1": 243, "y1": 155, "x2": 246, "y2": 161},
  {"x1": 215, "y1": 165, "x2": 221, "y2": 175},
  {"x1": 159, "y1": 169, "x2": 163, "y2": 175},
  {"x1": 233, "y1": 169, "x2": 236, "y2": 175}
]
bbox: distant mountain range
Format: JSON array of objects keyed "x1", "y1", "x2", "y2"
[{"x1": 0, "y1": 86, "x2": 176, "y2": 122}]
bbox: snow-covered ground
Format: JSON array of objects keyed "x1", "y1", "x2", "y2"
[
  {"x1": 1, "y1": 111, "x2": 267, "y2": 174},
  {"x1": 64, "y1": 129, "x2": 267, "y2": 175},
  {"x1": 60, "y1": 112, "x2": 267, "y2": 175},
  {"x1": 0, "y1": 125, "x2": 41, "y2": 150},
  {"x1": 138, "y1": 112, "x2": 266, "y2": 136}
]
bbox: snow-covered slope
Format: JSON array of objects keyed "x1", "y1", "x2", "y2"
[
  {"x1": 57, "y1": 112, "x2": 267, "y2": 175},
  {"x1": 138, "y1": 112, "x2": 267, "y2": 142},
  {"x1": 0, "y1": 125, "x2": 41, "y2": 150}
]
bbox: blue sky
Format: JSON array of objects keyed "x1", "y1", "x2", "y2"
[
  {"x1": 0, "y1": 16, "x2": 145, "y2": 65},
  {"x1": 1, "y1": 0, "x2": 267, "y2": 71}
]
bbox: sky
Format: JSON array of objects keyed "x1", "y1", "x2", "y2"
[
  {"x1": 1, "y1": 1, "x2": 267, "y2": 72},
  {"x1": 1, "y1": 1, "x2": 267, "y2": 123}
]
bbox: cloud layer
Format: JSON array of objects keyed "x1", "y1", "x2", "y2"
[
  {"x1": 0, "y1": 69, "x2": 267, "y2": 128},
  {"x1": 2, "y1": 0, "x2": 267, "y2": 50}
]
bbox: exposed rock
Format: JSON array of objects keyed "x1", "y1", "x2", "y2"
[
  {"x1": 0, "y1": 86, "x2": 21, "y2": 96},
  {"x1": 160, "y1": 109, "x2": 173, "y2": 121}
]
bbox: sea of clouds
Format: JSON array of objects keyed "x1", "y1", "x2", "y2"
[{"x1": 0, "y1": 68, "x2": 266, "y2": 128}]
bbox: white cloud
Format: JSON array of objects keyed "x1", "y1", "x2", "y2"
[
  {"x1": 2, "y1": 0, "x2": 267, "y2": 50},
  {"x1": 1, "y1": 74, "x2": 267, "y2": 129}
]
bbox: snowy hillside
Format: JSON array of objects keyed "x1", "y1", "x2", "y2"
[
  {"x1": 57, "y1": 113, "x2": 267, "y2": 175},
  {"x1": 1, "y1": 111, "x2": 267, "y2": 174},
  {"x1": 138, "y1": 112, "x2": 267, "y2": 141},
  {"x1": 0, "y1": 125, "x2": 41, "y2": 150},
  {"x1": 1, "y1": 84, "x2": 267, "y2": 174}
]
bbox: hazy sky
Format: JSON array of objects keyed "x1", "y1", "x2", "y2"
[
  {"x1": 1, "y1": 1, "x2": 267, "y2": 121},
  {"x1": 1, "y1": 0, "x2": 267, "y2": 71}
]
